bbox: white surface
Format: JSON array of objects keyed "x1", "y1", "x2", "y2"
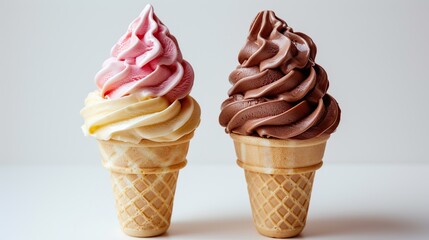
[
  {"x1": 1, "y1": 163, "x2": 428, "y2": 240},
  {"x1": 1, "y1": 0, "x2": 429, "y2": 165}
]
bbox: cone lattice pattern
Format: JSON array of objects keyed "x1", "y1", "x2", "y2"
[
  {"x1": 110, "y1": 171, "x2": 179, "y2": 237},
  {"x1": 244, "y1": 170, "x2": 315, "y2": 237}
]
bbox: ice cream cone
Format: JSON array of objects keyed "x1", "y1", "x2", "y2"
[
  {"x1": 231, "y1": 133, "x2": 329, "y2": 238},
  {"x1": 97, "y1": 132, "x2": 194, "y2": 237}
]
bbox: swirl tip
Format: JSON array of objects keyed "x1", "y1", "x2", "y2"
[{"x1": 143, "y1": 3, "x2": 154, "y2": 12}]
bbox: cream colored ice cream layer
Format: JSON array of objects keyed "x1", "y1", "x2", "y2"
[{"x1": 81, "y1": 91, "x2": 200, "y2": 143}]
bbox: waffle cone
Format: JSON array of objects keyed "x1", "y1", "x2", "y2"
[
  {"x1": 97, "y1": 132, "x2": 194, "y2": 237},
  {"x1": 230, "y1": 133, "x2": 329, "y2": 238}
]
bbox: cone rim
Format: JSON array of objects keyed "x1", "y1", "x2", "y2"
[
  {"x1": 238, "y1": 160, "x2": 322, "y2": 174},
  {"x1": 104, "y1": 160, "x2": 187, "y2": 174}
]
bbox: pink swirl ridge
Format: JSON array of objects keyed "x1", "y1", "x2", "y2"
[{"x1": 95, "y1": 4, "x2": 193, "y2": 101}]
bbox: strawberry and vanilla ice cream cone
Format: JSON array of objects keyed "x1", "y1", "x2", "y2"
[{"x1": 81, "y1": 4, "x2": 200, "y2": 237}]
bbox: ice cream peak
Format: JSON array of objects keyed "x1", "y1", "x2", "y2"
[
  {"x1": 219, "y1": 10, "x2": 340, "y2": 139},
  {"x1": 95, "y1": 4, "x2": 193, "y2": 102}
]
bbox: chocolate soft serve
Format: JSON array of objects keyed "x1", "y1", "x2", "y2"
[{"x1": 219, "y1": 10, "x2": 340, "y2": 139}]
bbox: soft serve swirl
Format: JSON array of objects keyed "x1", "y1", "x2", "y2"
[
  {"x1": 219, "y1": 10, "x2": 340, "y2": 139},
  {"x1": 95, "y1": 4, "x2": 193, "y2": 101},
  {"x1": 81, "y1": 4, "x2": 200, "y2": 143}
]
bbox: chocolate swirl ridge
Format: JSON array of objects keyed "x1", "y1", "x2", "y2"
[{"x1": 219, "y1": 94, "x2": 340, "y2": 139}]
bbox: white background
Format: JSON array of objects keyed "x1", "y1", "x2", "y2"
[
  {"x1": 1, "y1": 0, "x2": 428, "y2": 165},
  {"x1": 1, "y1": 1, "x2": 429, "y2": 239}
]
